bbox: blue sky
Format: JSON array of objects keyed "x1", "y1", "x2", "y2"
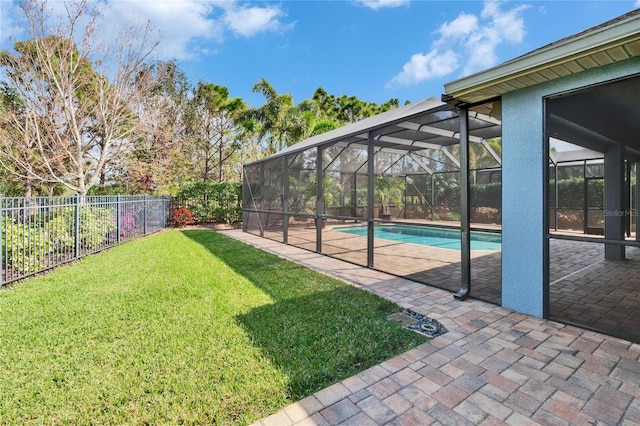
[{"x1": 1, "y1": 1, "x2": 639, "y2": 107}]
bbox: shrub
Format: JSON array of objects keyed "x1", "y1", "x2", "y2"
[
  {"x1": 557, "y1": 211, "x2": 583, "y2": 230},
  {"x1": 172, "y1": 207, "x2": 195, "y2": 227},
  {"x1": 175, "y1": 182, "x2": 242, "y2": 224},
  {"x1": 471, "y1": 207, "x2": 501, "y2": 224},
  {"x1": 552, "y1": 177, "x2": 603, "y2": 209},
  {"x1": 471, "y1": 182, "x2": 502, "y2": 209},
  {"x1": 119, "y1": 210, "x2": 142, "y2": 239},
  {"x1": 2, "y1": 217, "x2": 50, "y2": 274},
  {"x1": 80, "y1": 206, "x2": 117, "y2": 248},
  {"x1": 47, "y1": 206, "x2": 117, "y2": 251}
]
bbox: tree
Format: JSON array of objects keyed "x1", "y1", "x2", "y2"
[
  {"x1": 243, "y1": 83, "x2": 404, "y2": 161},
  {"x1": 375, "y1": 175, "x2": 405, "y2": 218},
  {"x1": 245, "y1": 78, "x2": 308, "y2": 153},
  {"x1": 295, "y1": 98, "x2": 337, "y2": 137},
  {"x1": 186, "y1": 82, "x2": 247, "y2": 182},
  {"x1": 311, "y1": 87, "x2": 401, "y2": 126},
  {"x1": 0, "y1": 0, "x2": 158, "y2": 196},
  {"x1": 126, "y1": 60, "x2": 194, "y2": 193}
]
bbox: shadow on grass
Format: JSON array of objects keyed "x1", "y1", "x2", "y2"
[{"x1": 180, "y1": 229, "x2": 427, "y2": 399}]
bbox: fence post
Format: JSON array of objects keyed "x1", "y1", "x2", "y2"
[
  {"x1": 74, "y1": 194, "x2": 80, "y2": 259},
  {"x1": 162, "y1": 197, "x2": 167, "y2": 228},
  {"x1": 0, "y1": 196, "x2": 3, "y2": 287},
  {"x1": 143, "y1": 195, "x2": 147, "y2": 235},
  {"x1": 116, "y1": 194, "x2": 121, "y2": 244}
]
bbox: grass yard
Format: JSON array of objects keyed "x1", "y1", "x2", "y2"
[{"x1": 0, "y1": 230, "x2": 426, "y2": 425}]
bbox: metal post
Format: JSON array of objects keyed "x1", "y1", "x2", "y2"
[
  {"x1": 403, "y1": 176, "x2": 407, "y2": 219},
  {"x1": 116, "y1": 195, "x2": 121, "y2": 244},
  {"x1": 367, "y1": 131, "x2": 375, "y2": 268},
  {"x1": 553, "y1": 163, "x2": 560, "y2": 231},
  {"x1": 316, "y1": 147, "x2": 323, "y2": 253},
  {"x1": 431, "y1": 174, "x2": 435, "y2": 221},
  {"x1": 352, "y1": 172, "x2": 358, "y2": 218},
  {"x1": 455, "y1": 106, "x2": 471, "y2": 301},
  {"x1": 259, "y1": 163, "x2": 265, "y2": 238},
  {"x1": 0, "y1": 196, "x2": 3, "y2": 287},
  {"x1": 283, "y1": 155, "x2": 289, "y2": 244},
  {"x1": 74, "y1": 194, "x2": 80, "y2": 259},
  {"x1": 143, "y1": 195, "x2": 148, "y2": 235},
  {"x1": 636, "y1": 162, "x2": 640, "y2": 241},
  {"x1": 626, "y1": 160, "x2": 631, "y2": 237},
  {"x1": 164, "y1": 197, "x2": 168, "y2": 229},
  {"x1": 583, "y1": 161, "x2": 588, "y2": 235}
]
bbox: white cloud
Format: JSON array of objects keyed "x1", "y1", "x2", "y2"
[
  {"x1": 387, "y1": 50, "x2": 458, "y2": 87},
  {"x1": 437, "y1": 13, "x2": 478, "y2": 39},
  {"x1": 223, "y1": 5, "x2": 286, "y2": 38},
  {"x1": 387, "y1": 0, "x2": 530, "y2": 87},
  {"x1": 481, "y1": 1, "x2": 528, "y2": 44},
  {"x1": 100, "y1": 1, "x2": 223, "y2": 60},
  {"x1": 0, "y1": 1, "x2": 23, "y2": 44},
  {"x1": 635, "y1": 0, "x2": 640, "y2": 8},
  {"x1": 459, "y1": 1, "x2": 528, "y2": 74},
  {"x1": 1, "y1": 1, "x2": 290, "y2": 61},
  {"x1": 0, "y1": 0, "x2": 94, "y2": 48},
  {"x1": 355, "y1": 0, "x2": 410, "y2": 10},
  {"x1": 103, "y1": 1, "x2": 291, "y2": 60}
]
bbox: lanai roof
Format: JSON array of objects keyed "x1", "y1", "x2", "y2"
[{"x1": 247, "y1": 97, "x2": 502, "y2": 175}]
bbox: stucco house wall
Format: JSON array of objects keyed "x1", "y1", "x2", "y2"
[{"x1": 501, "y1": 56, "x2": 640, "y2": 316}]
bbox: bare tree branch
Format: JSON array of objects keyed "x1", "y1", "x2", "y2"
[{"x1": 0, "y1": 0, "x2": 159, "y2": 195}]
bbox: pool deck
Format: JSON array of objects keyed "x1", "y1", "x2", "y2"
[
  {"x1": 265, "y1": 222, "x2": 640, "y2": 342},
  {"x1": 219, "y1": 229, "x2": 640, "y2": 426}
]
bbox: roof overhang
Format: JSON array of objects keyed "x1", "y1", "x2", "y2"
[{"x1": 443, "y1": 9, "x2": 640, "y2": 105}]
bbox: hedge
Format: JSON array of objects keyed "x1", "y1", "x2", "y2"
[
  {"x1": 175, "y1": 182, "x2": 242, "y2": 225},
  {"x1": 434, "y1": 178, "x2": 606, "y2": 210},
  {"x1": 551, "y1": 177, "x2": 604, "y2": 209},
  {"x1": 434, "y1": 181, "x2": 502, "y2": 209}
]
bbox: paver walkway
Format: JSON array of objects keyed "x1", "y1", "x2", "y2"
[{"x1": 220, "y1": 230, "x2": 640, "y2": 426}]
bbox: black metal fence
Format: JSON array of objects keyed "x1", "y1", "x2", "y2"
[{"x1": 1, "y1": 195, "x2": 171, "y2": 286}]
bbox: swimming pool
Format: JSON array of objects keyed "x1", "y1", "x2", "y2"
[{"x1": 335, "y1": 224, "x2": 501, "y2": 251}]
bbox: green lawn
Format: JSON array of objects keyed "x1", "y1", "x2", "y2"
[{"x1": 0, "y1": 230, "x2": 426, "y2": 425}]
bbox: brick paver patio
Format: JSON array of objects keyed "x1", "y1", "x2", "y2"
[
  {"x1": 258, "y1": 222, "x2": 640, "y2": 343},
  {"x1": 221, "y1": 229, "x2": 640, "y2": 426}
]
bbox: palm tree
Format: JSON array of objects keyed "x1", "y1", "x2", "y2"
[
  {"x1": 375, "y1": 175, "x2": 405, "y2": 219},
  {"x1": 245, "y1": 78, "x2": 308, "y2": 153}
]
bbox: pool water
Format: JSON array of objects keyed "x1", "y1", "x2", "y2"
[{"x1": 335, "y1": 224, "x2": 501, "y2": 251}]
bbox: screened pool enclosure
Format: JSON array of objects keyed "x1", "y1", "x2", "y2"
[
  {"x1": 243, "y1": 98, "x2": 504, "y2": 304},
  {"x1": 242, "y1": 10, "x2": 640, "y2": 342}
]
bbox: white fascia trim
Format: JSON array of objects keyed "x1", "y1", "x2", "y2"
[{"x1": 444, "y1": 14, "x2": 640, "y2": 97}]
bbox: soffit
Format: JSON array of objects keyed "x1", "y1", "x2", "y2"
[{"x1": 444, "y1": 9, "x2": 640, "y2": 105}]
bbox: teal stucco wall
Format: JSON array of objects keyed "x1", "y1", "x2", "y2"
[{"x1": 501, "y1": 56, "x2": 640, "y2": 317}]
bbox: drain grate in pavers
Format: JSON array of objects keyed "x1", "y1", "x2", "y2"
[{"x1": 388, "y1": 309, "x2": 448, "y2": 338}]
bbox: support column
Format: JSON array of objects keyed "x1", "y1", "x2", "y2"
[
  {"x1": 367, "y1": 132, "x2": 374, "y2": 268},
  {"x1": 259, "y1": 164, "x2": 265, "y2": 238},
  {"x1": 455, "y1": 106, "x2": 471, "y2": 300},
  {"x1": 554, "y1": 163, "x2": 559, "y2": 231},
  {"x1": 583, "y1": 162, "x2": 588, "y2": 235},
  {"x1": 352, "y1": 172, "x2": 358, "y2": 218},
  {"x1": 626, "y1": 160, "x2": 631, "y2": 237},
  {"x1": 636, "y1": 161, "x2": 640, "y2": 242},
  {"x1": 604, "y1": 144, "x2": 625, "y2": 260},
  {"x1": 431, "y1": 175, "x2": 435, "y2": 221},
  {"x1": 283, "y1": 155, "x2": 289, "y2": 244},
  {"x1": 501, "y1": 92, "x2": 544, "y2": 318},
  {"x1": 316, "y1": 148, "x2": 323, "y2": 253}
]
